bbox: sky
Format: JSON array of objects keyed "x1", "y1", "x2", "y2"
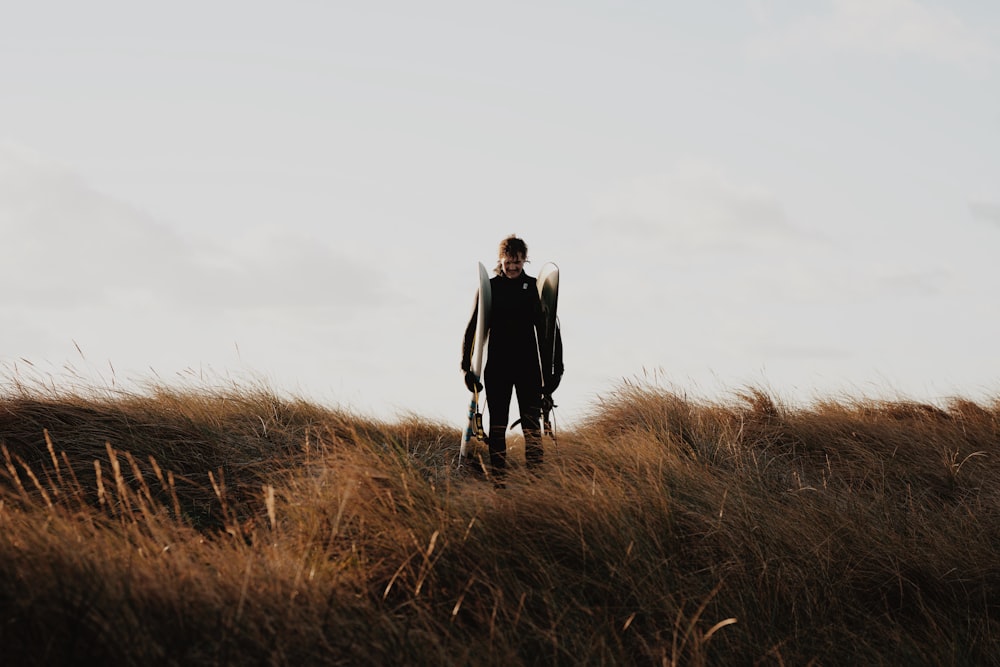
[{"x1": 2, "y1": 0, "x2": 999, "y2": 427}]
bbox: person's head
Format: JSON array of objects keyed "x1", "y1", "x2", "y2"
[{"x1": 496, "y1": 234, "x2": 528, "y2": 279}]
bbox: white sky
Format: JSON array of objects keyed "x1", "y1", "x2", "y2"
[{"x1": 2, "y1": 0, "x2": 999, "y2": 426}]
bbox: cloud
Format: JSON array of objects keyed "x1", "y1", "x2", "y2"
[
  {"x1": 589, "y1": 161, "x2": 806, "y2": 255},
  {"x1": 0, "y1": 144, "x2": 391, "y2": 316},
  {"x1": 0, "y1": 143, "x2": 409, "y2": 408},
  {"x1": 748, "y1": 0, "x2": 997, "y2": 65},
  {"x1": 1, "y1": 148, "x2": 190, "y2": 308},
  {"x1": 871, "y1": 266, "x2": 952, "y2": 297},
  {"x1": 970, "y1": 201, "x2": 1000, "y2": 226}
]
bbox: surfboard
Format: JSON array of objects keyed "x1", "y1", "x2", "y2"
[
  {"x1": 536, "y1": 262, "x2": 559, "y2": 439},
  {"x1": 460, "y1": 262, "x2": 491, "y2": 460},
  {"x1": 536, "y1": 262, "x2": 559, "y2": 385}
]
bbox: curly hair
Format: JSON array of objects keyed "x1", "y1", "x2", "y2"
[{"x1": 495, "y1": 234, "x2": 529, "y2": 275}]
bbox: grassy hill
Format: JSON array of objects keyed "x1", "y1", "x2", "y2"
[{"x1": 1, "y1": 380, "x2": 998, "y2": 665}]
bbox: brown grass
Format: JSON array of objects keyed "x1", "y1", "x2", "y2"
[{"x1": 2, "y1": 378, "x2": 999, "y2": 665}]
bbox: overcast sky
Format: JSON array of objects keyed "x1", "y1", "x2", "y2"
[{"x1": 2, "y1": 1, "x2": 998, "y2": 426}]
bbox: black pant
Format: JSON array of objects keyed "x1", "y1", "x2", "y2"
[{"x1": 485, "y1": 363, "x2": 543, "y2": 472}]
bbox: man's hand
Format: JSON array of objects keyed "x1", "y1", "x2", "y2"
[{"x1": 464, "y1": 370, "x2": 483, "y2": 393}]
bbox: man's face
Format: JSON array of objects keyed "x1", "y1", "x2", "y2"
[{"x1": 501, "y1": 253, "x2": 525, "y2": 279}]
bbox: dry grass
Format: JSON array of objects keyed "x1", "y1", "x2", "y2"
[{"x1": 2, "y1": 378, "x2": 999, "y2": 665}]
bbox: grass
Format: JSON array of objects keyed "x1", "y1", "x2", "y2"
[{"x1": 1, "y1": 378, "x2": 999, "y2": 665}]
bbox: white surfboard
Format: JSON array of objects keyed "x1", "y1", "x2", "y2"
[
  {"x1": 536, "y1": 262, "x2": 559, "y2": 385},
  {"x1": 536, "y1": 263, "x2": 559, "y2": 439},
  {"x1": 460, "y1": 262, "x2": 491, "y2": 459}
]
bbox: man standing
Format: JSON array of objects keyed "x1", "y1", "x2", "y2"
[{"x1": 461, "y1": 235, "x2": 563, "y2": 478}]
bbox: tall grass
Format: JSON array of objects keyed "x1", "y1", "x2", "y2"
[{"x1": 1, "y1": 379, "x2": 999, "y2": 665}]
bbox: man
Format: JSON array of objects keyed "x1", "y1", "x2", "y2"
[{"x1": 461, "y1": 234, "x2": 563, "y2": 477}]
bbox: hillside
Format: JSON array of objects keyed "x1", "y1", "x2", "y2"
[{"x1": 1, "y1": 381, "x2": 998, "y2": 665}]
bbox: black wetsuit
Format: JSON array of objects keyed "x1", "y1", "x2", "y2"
[{"x1": 462, "y1": 271, "x2": 563, "y2": 472}]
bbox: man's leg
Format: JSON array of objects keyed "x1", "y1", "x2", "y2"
[
  {"x1": 485, "y1": 369, "x2": 514, "y2": 477},
  {"x1": 515, "y1": 375, "x2": 544, "y2": 470}
]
